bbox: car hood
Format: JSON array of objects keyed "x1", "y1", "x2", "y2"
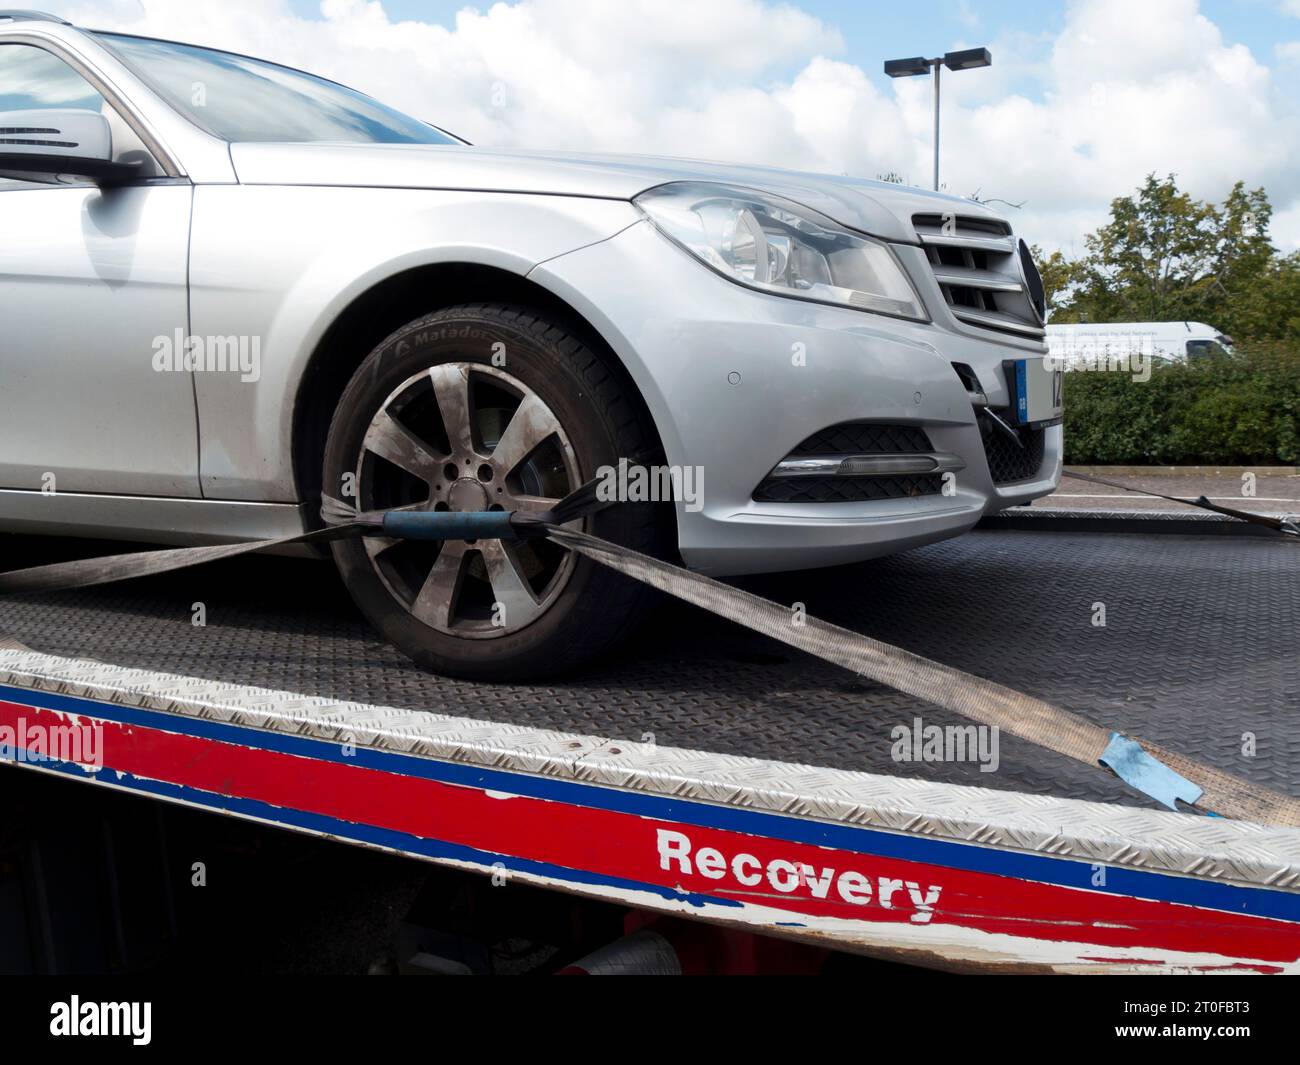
[{"x1": 227, "y1": 141, "x2": 1002, "y2": 244}]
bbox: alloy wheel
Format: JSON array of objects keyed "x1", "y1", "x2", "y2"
[{"x1": 354, "y1": 362, "x2": 579, "y2": 639}]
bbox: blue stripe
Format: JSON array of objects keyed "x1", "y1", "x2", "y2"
[{"x1": 4, "y1": 681, "x2": 1298, "y2": 923}]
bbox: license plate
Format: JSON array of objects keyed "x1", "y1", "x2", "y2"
[{"x1": 1010, "y1": 357, "x2": 1063, "y2": 427}]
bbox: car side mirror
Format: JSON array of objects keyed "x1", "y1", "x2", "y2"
[{"x1": 0, "y1": 108, "x2": 143, "y2": 185}]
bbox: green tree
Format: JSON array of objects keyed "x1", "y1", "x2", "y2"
[
  {"x1": 1226, "y1": 251, "x2": 1300, "y2": 343},
  {"x1": 1057, "y1": 174, "x2": 1281, "y2": 338},
  {"x1": 1041, "y1": 174, "x2": 1300, "y2": 466}
]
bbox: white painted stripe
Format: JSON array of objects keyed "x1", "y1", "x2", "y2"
[{"x1": 1050, "y1": 494, "x2": 1296, "y2": 503}]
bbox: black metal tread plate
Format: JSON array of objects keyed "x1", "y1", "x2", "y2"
[{"x1": 0, "y1": 530, "x2": 1296, "y2": 814}]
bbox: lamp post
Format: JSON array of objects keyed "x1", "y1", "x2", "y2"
[{"x1": 884, "y1": 47, "x2": 991, "y2": 192}]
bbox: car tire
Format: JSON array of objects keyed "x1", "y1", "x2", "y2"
[{"x1": 322, "y1": 303, "x2": 665, "y2": 680}]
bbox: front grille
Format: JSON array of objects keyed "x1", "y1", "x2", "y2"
[
  {"x1": 754, "y1": 422, "x2": 942, "y2": 503},
  {"x1": 912, "y1": 213, "x2": 1045, "y2": 340},
  {"x1": 753, "y1": 474, "x2": 943, "y2": 504},
  {"x1": 789, "y1": 422, "x2": 932, "y2": 455},
  {"x1": 979, "y1": 414, "x2": 1045, "y2": 484}
]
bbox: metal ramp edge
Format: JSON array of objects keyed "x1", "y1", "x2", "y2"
[{"x1": 2, "y1": 645, "x2": 1300, "y2": 972}]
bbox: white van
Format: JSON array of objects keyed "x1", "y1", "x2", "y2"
[{"x1": 1046, "y1": 322, "x2": 1234, "y2": 368}]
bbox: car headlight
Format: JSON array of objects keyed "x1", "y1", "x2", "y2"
[{"x1": 633, "y1": 182, "x2": 926, "y2": 321}]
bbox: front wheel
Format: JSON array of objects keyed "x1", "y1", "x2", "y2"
[{"x1": 321, "y1": 303, "x2": 663, "y2": 680}]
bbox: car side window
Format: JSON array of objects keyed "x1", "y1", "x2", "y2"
[
  {"x1": 1186, "y1": 340, "x2": 1226, "y2": 360},
  {"x1": 0, "y1": 42, "x2": 155, "y2": 189}
]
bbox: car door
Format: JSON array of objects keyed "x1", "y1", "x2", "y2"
[{"x1": 0, "y1": 40, "x2": 198, "y2": 497}]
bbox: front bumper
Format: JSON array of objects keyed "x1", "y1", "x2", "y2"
[{"x1": 531, "y1": 219, "x2": 1061, "y2": 576}]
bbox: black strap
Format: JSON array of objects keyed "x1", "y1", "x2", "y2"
[{"x1": 1062, "y1": 470, "x2": 1299, "y2": 537}]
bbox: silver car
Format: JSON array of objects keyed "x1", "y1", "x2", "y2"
[{"x1": 0, "y1": 12, "x2": 1061, "y2": 678}]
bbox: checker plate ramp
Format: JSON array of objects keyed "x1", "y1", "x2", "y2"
[{"x1": 1, "y1": 527, "x2": 1298, "y2": 972}]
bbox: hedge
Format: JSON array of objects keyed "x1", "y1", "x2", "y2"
[{"x1": 1061, "y1": 345, "x2": 1300, "y2": 466}]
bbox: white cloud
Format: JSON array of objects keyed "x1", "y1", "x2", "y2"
[
  {"x1": 954, "y1": 0, "x2": 982, "y2": 31},
  {"x1": 66, "y1": 0, "x2": 1300, "y2": 253}
]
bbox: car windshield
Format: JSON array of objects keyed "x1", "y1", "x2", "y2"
[{"x1": 94, "y1": 32, "x2": 458, "y2": 145}]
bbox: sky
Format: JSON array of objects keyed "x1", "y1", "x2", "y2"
[{"x1": 63, "y1": 0, "x2": 1300, "y2": 256}]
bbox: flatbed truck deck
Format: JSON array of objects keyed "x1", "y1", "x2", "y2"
[{"x1": 2, "y1": 515, "x2": 1298, "y2": 972}]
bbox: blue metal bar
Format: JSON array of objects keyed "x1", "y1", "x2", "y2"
[{"x1": 381, "y1": 510, "x2": 519, "y2": 541}]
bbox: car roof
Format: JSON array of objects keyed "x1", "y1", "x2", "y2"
[
  {"x1": 0, "y1": 12, "x2": 378, "y2": 101},
  {"x1": 0, "y1": 10, "x2": 71, "y2": 25}
]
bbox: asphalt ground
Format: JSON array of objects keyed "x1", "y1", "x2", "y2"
[{"x1": 1037, "y1": 469, "x2": 1300, "y2": 515}]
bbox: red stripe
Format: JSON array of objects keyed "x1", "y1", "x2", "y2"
[{"x1": 3, "y1": 699, "x2": 1298, "y2": 963}]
